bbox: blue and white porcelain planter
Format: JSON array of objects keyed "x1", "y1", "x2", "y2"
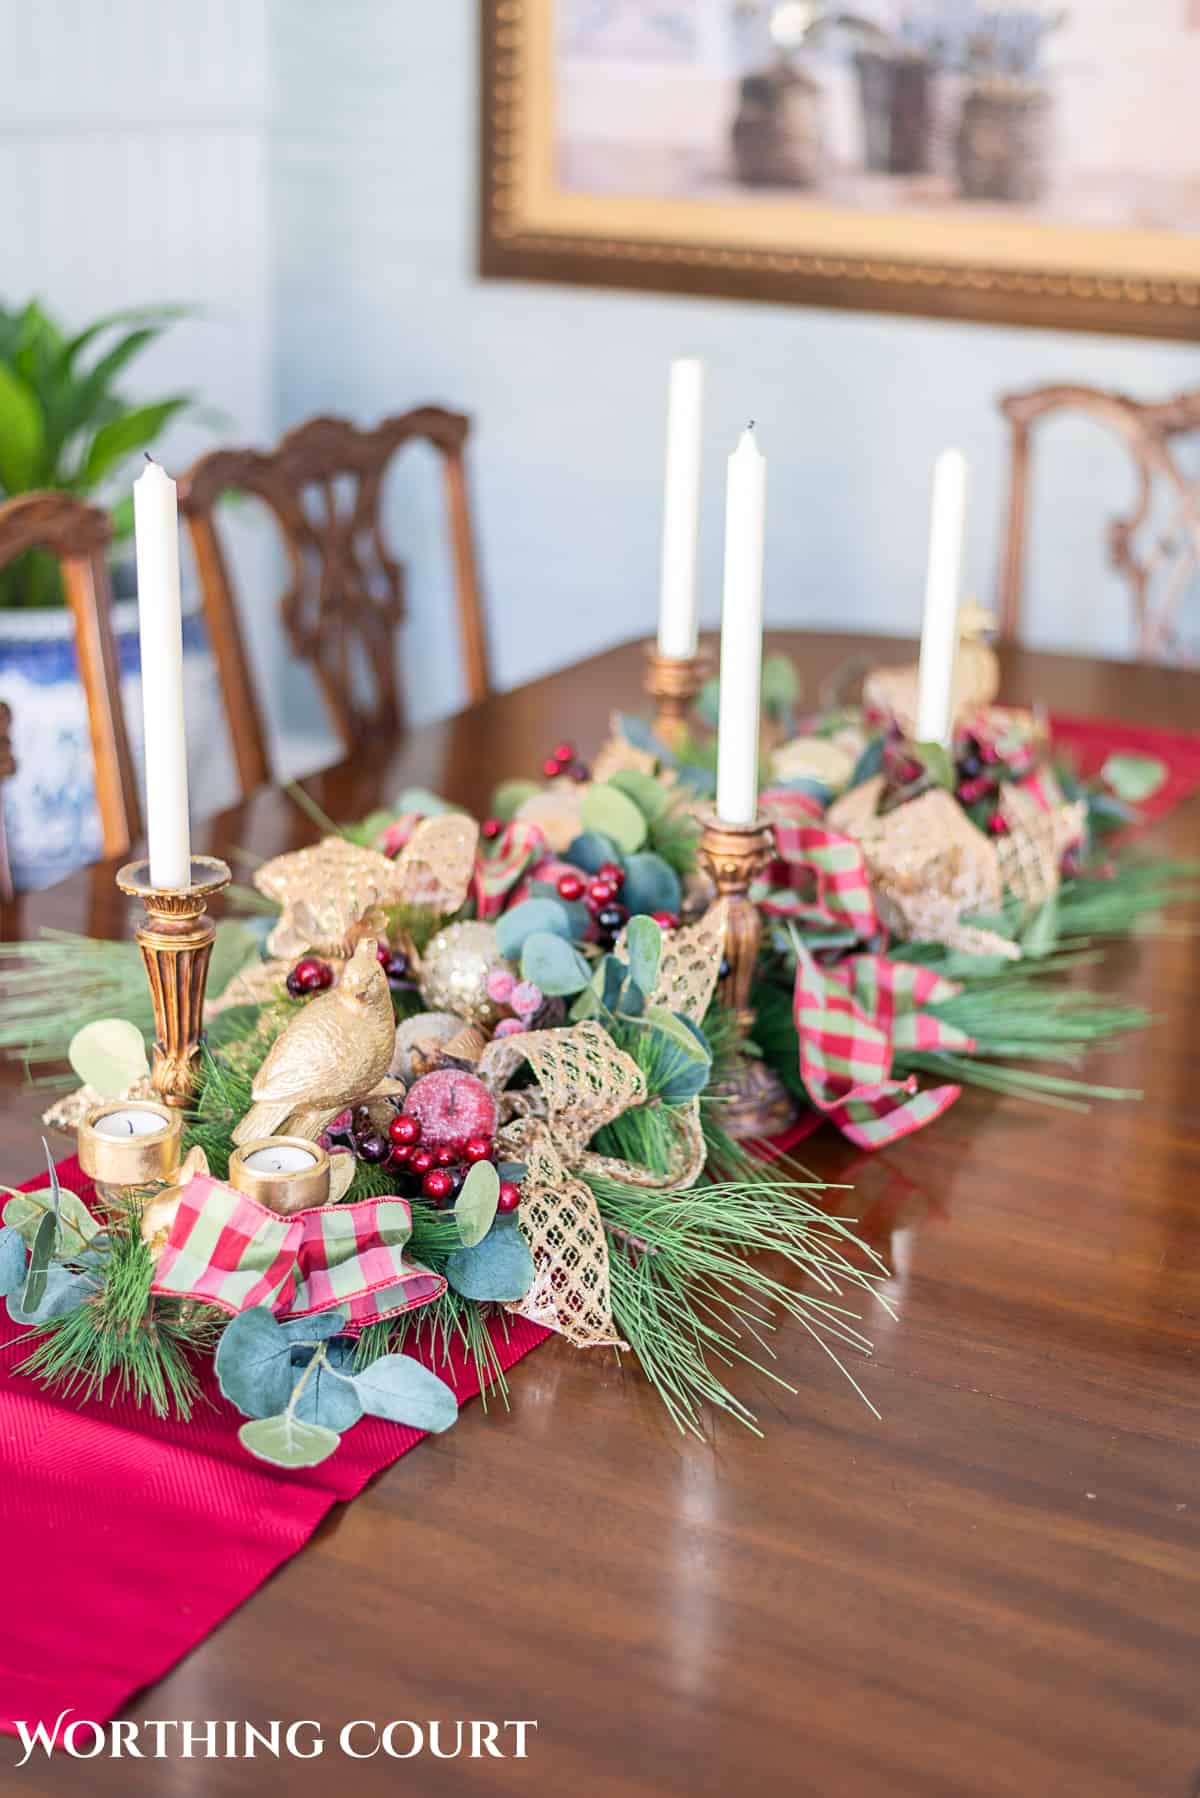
[{"x1": 0, "y1": 585, "x2": 237, "y2": 891}]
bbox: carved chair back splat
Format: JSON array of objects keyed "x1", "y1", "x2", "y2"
[
  {"x1": 997, "y1": 384, "x2": 1200, "y2": 663},
  {"x1": 179, "y1": 409, "x2": 491, "y2": 782}
]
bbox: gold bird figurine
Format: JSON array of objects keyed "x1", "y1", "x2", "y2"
[{"x1": 232, "y1": 938, "x2": 397, "y2": 1145}]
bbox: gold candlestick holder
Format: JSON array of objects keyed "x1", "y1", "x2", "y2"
[
  {"x1": 116, "y1": 855, "x2": 232, "y2": 1108},
  {"x1": 643, "y1": 643, "x2": 711, "y2": 752},
  {"x1": 697, "y1": 813, "x2": 799, "y2": 1139}
]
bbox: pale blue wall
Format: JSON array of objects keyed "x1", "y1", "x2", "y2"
[{"x1": 271, "y1": 4, "x2": 1199, "y2": 726}]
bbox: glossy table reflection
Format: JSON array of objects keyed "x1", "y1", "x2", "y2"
[{"x1": 2, "y1": 633, "x2": 1199, "y2": 1798}]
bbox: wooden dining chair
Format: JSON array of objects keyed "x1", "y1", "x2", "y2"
[
  {"x1": 996, "y1": 383, "x2": 1200, "y2": 663},
  {"x1": 178, "y1": 408, "x2": 491, "y2": 788},
  {"x1": 0, "y1": 493, "x2": 141, "y2": 879}
]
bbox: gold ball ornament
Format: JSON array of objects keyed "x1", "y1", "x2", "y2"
[{"x1": 417, "y1": 921, "x2": 505, "y2": 1026}]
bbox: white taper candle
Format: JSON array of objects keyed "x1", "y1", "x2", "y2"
[
  {"x1": 715, "y1": 425, "x2": 767, "y2": 826},
  {"x1": 656, "y1": 358, "x2": 704, "y2": 659},
  {"x1": 133, "y1": 458, "x2": 191, "y2": 889},
  {"x1": 916, "y1": 448, "x2": 969, "y2": 748}
]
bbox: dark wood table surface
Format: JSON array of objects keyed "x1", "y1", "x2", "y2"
[{"x1": 2, "y1": 632, "x2": 1199, "y2": 1798}]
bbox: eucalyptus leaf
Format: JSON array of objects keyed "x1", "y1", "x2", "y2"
[
  {"x1": 454, "y1": 1160, "x2": 500, "y2": 1247},
  {"x1": 68, "y1": 1017, "x2": 149, "y2": 1099},
  {"x1": 696, "y1": 676, "x2": 720, "y2": 727},
  {"x1": 593, "y1": 953, "x2": 625, "y2": 1012},
  {"x1": 620, "y1": 852, "x2": 681, "y2": 920},
  {"x1": 579, "y1": 784, "x2": 648, "y2": 855},
  {"x1": 496, "y1": 1160, "x2": 526, "y2": 1184},
  {"x1": 642, "y1": 1005, "x2": 713, "y2": 1104},
  {"x1": 8, "y1": 1263, "x2": 96, "y2": 1327},
  {"x1": 618, "y1": 977, "x2": 646, "y2": 1017},
  {"x1": 277, "y1": 1308, "x2": 349, "y2": 1344},
  {"x1": 849, "y1": 735, "x2": 886, "y2": 788},
  {"x1": 353, "y1": 1353, "x2": 459, "y2": 1433},
  {"x1": 490, "y1": 778, "x2": 541, "y2": 821},
  {"x1": 238, "y1": 1414, "x2": 341, "y2": 1470},
  {"x1": 913, "y1": 740, "x2": 955, "y2": 791},
  {"x1": 291, "y1": 1345, "x2": 363, "y2": 1432},
  {"x1": 520, "y1": 932, "x2": 591, "y2": 996},
  {"x1": 1101, "y1": 752, "x2": 1167, "y2": 805},
  {"x1": 614, "y1": 712, "x2": 673, "y2": 761},
  {"x1": 22, "y1": 1211, "x2": 57, "y2": 1314},
  {"x1": 496, "y1": 898, "x2": 571, "y2": 959},
  {"x1": 0, "y1": 1226, "x2": 26, "y2": 1298},
  {"x1": 625, "y1": 915, "x2": 663, "y2": 995},
  {"x1": 446, "y1": 1213, "x2": 534, "y2": 1302},
  {"x1": 608, "y1": 769, "x2": 671, "y2": 822},
  {"x1": 2, "y1": 1185, "x2": 100, "y2": 1256},
  {"x1": 565, "y1": 830, "x2": 622, "y2": 875},
  {"x1": 214, "y1": 1307, "x2": 294, "y2": 1420},
  {"x1": 392, "y1": 786, "x2": 451, "y2": 816}
]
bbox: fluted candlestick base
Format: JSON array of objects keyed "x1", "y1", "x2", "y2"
[
  {"x1": 643, "y1": 644, "x2": 711, "y2": 752},
  {"x1": 697, "y1": 812, "x2": 800, "y2": 1139},
  {"x1": 117, "y1": 855, "x2": 232, "y2": 1107}
]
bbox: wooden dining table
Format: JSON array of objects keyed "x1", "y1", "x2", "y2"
[{"x1": 2, "y1": 630, "x2": 1198, "y2": 1798}]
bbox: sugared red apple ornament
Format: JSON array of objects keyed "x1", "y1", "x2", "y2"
[{"x1": 401, "y1": 1070, "x2": 499, "y2": 1150}]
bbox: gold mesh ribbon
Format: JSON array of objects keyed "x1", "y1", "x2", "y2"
[
  {"x1": 478, "y1": 1017, "x2": 709, "y2": 1346},
  {"x1": 499, "y1": 1118, "x2": 624, "y2": 1348},
  {"x1": 997, "y1": 778, "x2": 1086, "y2": 908},
  {"x1": 646, "y1": 900, "x2": 727, "y2": 1023},
  {"x1": 854, "y1": 788, "x2": 1018, "y2": 959}
]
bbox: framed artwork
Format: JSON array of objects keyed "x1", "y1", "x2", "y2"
[{"x1": 480, "y1": 1, "x2": 1200, "y2": 339}]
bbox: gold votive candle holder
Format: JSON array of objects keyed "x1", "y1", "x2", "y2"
[{"x1": 229, "y1": 1138, "x2": 331, "y2": 1216}]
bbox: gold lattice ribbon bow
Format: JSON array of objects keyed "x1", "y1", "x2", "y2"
[{"x1": 474, "y1": 906, "x2": 727, "y2": 1349}]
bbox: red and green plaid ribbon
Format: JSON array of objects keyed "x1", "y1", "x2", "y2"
[
  {"x1": 152, "y1": 1177, "x2": 445, "y2": 1328},
  {"x1": 472, "y1": 819, "x2": 546, "y2": 918},
  {"x1": 792, "y1": 948, "x2": 974, "y2": 1149},
  {"x1": 760, "y1": 803, "x2": 880, "y2": 942}
]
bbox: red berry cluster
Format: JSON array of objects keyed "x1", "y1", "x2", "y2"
[
  {"x1": 541, "y1": 740, "x2": 589, "y2": 783},
  {"x1": 583, "y1": 860, "x2": 629, "y2": 945},
  {"x1": 383, "y1": 1112, "x2": 521, "y2": 1212},
  {"x1": 286, "y1": 957, "x2": 333, "y2": 999},
  {"x1": 374, "y1": 940, "x2": 411, "y2": 988}
]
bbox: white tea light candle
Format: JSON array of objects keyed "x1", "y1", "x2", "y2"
[
  {"x1": 657, "y1": 358, "x2": 704, "y2": 660},
  {"x1": 228, "y1": 1138, "x2": 332, "y2": 1215},
  {"x1": 242, "y1": 1144, "x2": 318, "y2": 1175},
  {"x1": 133, "y1": 457, "x2": 191, "y2": 890},
  {"x1": 916, "y1": 449, "x2": 969, "y2": 748},
  {"x1": 92, "y1": 1109, "x2": 170, "y2": 1139},
  {"x1": 715, "y1": 425, "x2": 767, "y2": 826}
]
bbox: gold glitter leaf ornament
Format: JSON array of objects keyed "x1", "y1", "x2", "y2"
[
  {"x1": 392, "y1": 812, "x2": 479, "y2": 914},
  {"x1": 256, "y1": 836, "x2": 405, "y2": 961}
]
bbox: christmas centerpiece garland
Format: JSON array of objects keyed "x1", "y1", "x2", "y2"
[{"x1": 0, "y1": 639, "x2": 1192, "y2": 1470}]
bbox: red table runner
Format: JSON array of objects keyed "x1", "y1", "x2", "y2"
[
  {"x1": 0, "y1": 1157, "x2": 550, "y2": 1738},
  {"x1": 1, "y1": 710, "x2": 1196, "y2": 1740}
]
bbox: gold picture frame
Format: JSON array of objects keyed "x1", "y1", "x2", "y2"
[{"x1": 480, "y1": 0, "x2": 1200, "y2": 341}]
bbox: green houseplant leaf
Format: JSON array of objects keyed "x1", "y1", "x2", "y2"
[
  {"x1": 82, "y1": 396, "x2": 191, "y2": 486},
  {"x1": 0, "y1": 364, "x2": 46, "y2": 492}
]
